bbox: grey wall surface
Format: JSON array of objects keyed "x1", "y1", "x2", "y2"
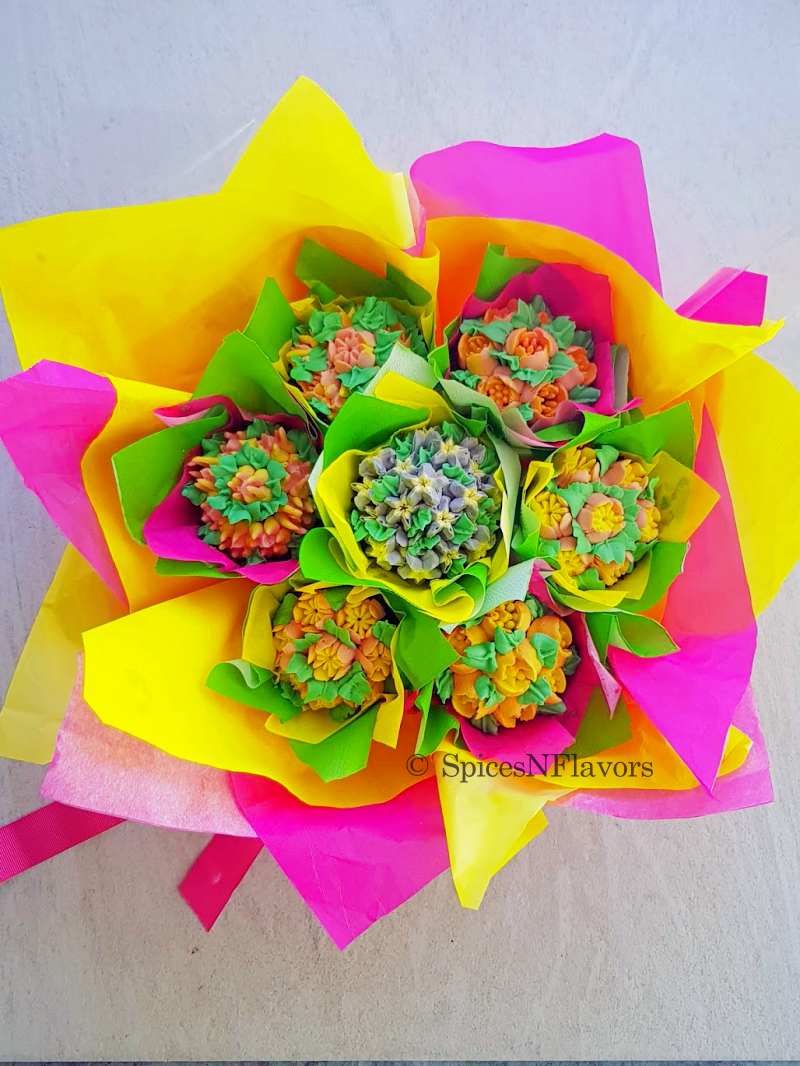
[{"x1": 1, "y1": 0, "x2": 799, "y2": 1059}]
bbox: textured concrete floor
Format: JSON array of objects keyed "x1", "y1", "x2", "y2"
[{"x1": 1, "y1": 0, "x2": 799, "y2": 1060}]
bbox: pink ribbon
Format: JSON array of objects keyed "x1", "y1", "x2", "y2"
[
  {"x1": 179, "y1": 834, "x2": 263, "y2": 931},
  {"x1": 0, "y1": 802, "x2": 122, "y2": 884}
]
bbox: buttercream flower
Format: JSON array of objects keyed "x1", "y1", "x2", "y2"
[
  {"x1": 478, "y1": 368, "x2": 523, "y2": 409},
  {"x1": 308, "y1": 633, "x2": 356, "y2": 682},
  {"x1": 336, "y1": 592, "x2": 385, "y2": 641},
  {"x1": 529, "y1": 381, "x2": 569, "y2": 420},
  {"x1": 554, "y1": 445, "x2": 598, "y2": 486},
  {"x1": 577, "y1": 492, "x2": 626, "y2": 544},
  {"x1": 293, "y1": 589, "x2": 336, "y2": 629},
  {"x1": 534, "y1": 491, "x2": 572, "y2": 540},
  {"x1": 436, "y1": 595, "x2": 578, "y2": 732},
  {"x1": 479, "y1": 599, "x2": 532, "y2": 638},
  {"x1": 356, "y1": 634, "x2": 393, "y2": 683},
  {"x1": 328, "y1": 327, "x2": 377, "y2": 372},
  {"x1": 505, "y1": 326, "x2": 557, "y2": 368}
]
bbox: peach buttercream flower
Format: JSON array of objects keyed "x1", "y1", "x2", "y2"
[
  {"x1": 328, "y1": 327, "x2": 376, "y2": 373},
  {"x1": 529, "y1": 381, "x2": 568, "y2": 420},
  {"x1": 577, "y1": 493, "x2": 626, "y2": 544},
  {"x1": 505, "y1": 327, "x2": 557, "y2": 370},
  {"x1": 356, "y1": 634, "x2": 393, "y2": 683}
]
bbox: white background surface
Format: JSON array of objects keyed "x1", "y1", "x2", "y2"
[{"x1": 1, "y1": 0, "x2": 799, "y2": 1059}]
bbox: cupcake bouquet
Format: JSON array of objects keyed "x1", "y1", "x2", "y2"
[{"x1": 0, "y1": 79, "x2": 795, "y2": 948}]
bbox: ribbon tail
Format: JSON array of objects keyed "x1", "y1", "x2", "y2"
[
  {"x1": 0, "y1": 802, "x2": 123, "y2": 884},
  {"x1": 179, "y1": 834, "x2": 263, "y2": 931}
]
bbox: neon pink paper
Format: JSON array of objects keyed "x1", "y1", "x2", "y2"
[
  {"x1": 607, "y1": 268, "x2": 766, "y2": 796},
  {"x1": 41, "y1": 662, "x2": 255, "y2": 837},
  {"x1": 179, "y1": 834, "x2": 263, "y2": 931},
  {"x1": 410, "y1": 134, "x2": 662, "y2": 292},
  {"x1": 676, "y1": 267, "x2": 767, "y2": 326},
  {"x1": 561, "y1": 685, "x2": 772, "y2": 818},
  {"x1": 0, "y1": 801, "x2": 122, "y2": 885},
  {"x1": 0, "y1": 360, "x2": 124, "y2": 601},
  {"x1": 230, "y1": 774, "x2": 449, "y2": 949}
]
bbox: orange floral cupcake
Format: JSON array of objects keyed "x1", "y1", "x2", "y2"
[{"x1": 434, "y1": 596, "x2": 579, "y2": 733}]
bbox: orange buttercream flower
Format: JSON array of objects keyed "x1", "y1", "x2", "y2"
[
  {"x1": 505, "y1": 327, "x2": 557, "y2": 370},
  {"x1": 529, "y1": 381, "x2": 568, "y2": 420}
]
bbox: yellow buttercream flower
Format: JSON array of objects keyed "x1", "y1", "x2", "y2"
[
  {"x1": 554, "y1": 445, "x2": 598, "y2": 486},
  {"x1": 336, "y1": 594, "x2": 385, "y2": 641},
  {"x1": 479, "y1": 599, "x2": 532, "y2": 638},
  {"x1": 307, "y1": 633, "x2": 355, "y2": 681},
  {"x1": 534, "y1": 491, "x2": 571, "y2": 539},
  {"x1": 556, "y1": 546, "x2": 589, "y2": 577},
  {"x1": 292, "y1": 590, "x2": 335, "y2": 629},
  {"x1": 637, "y1": 499, "x2": 661, "y2": 542},
  {"x1": 594, "y1": 555, "x2": 634, "y2": 586}
]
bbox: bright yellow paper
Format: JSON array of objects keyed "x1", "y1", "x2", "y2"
[
  {"x1": 0, "y1": 79, "x2": 436, "y2": 393},
  {"x1": 0, "y1": 547, "x2": 124, "y2": 763},
  {"x1": 82, "y1": 580, "x2": 422, "y2": 807}
]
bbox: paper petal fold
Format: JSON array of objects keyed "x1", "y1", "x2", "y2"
[
  {"x1": 411, "y1": 133, "x2": 662, "y2": 290},
  {"x1": 230, "y1": 774, "x2": 448, "y2": 949}
]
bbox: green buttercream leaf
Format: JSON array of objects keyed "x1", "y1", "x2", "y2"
[
  {"x1": 493, "y1": 627, "x2": 525, "y2": 654},
  {"x1": 474, "y1": 674, "x2": 503, "y2": 708},
  {"x1": 372, "y1": 619, "x2": 397, "y2": 645},
  {"x1": 531, "y1": 632, "x2": 559, "y2": 668},
  {"x1": 337, "y1": 664, "x2": 373, "y2": 705},
  {"x1": 285, "y1": 653, "x2": 313, "y2": 682},
  {"x1": 272, "y1": 592, "x2": 297, "y2": 627},
  {"x1": 460, "y1": 642, "x2": 497, "y2": 673},
  {"x1": 339, "y1": 364, "x2": 379, "y2": 391},
  {"x1": 322, "y1": 586, "x2": 350, "y2": 611},
  {"x1": 323, "y1": 617, "x2": 356, "y2": 648}
]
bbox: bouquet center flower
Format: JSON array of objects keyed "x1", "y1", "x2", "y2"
[
  {"x1": 534, "y1": 444, "x2": 661, "y2": 588},
  {"x1": 434, "y1": 596, "x2": 579, "y2": 733},
  {"x1": 272, "y1": 587, "x2": 397, "y2": 718},
  {"x1": 350, "y1": 422, "x2": 502, "y2": 583},
  {"x1": 182, "y1": 419, "x2": 317, "y2": 564}
]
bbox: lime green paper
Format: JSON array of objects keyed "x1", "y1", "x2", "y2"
[
  {"x1": 112, "y1": 405, "x2": 229, "y2": 543},
  {"x1": 289, "y1": 706, "x2": 379, "y2": 782},
  {"x1": 474, "y1": 243, "x2": 542, "y2": 301}
]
